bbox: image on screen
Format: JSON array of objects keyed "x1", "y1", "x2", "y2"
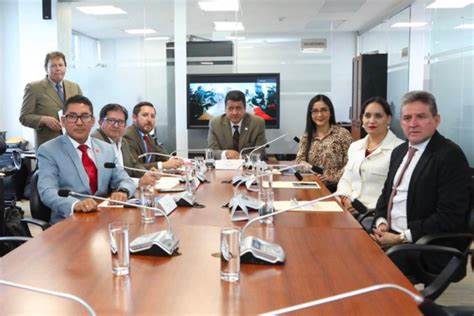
[{"x1": 187, "y1": 74, "x2": 280, "y2": 129}]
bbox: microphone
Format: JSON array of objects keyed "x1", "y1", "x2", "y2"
[
  {"x1": 246, "y1": 134, "x2": 287, "y2": 158},
  {"x1": 293, "y1": 136, "x2": 300, "y2": 143},
  {"x1": 227, "y1": 178, "x2": 263, "y2": 222},
  {"x1": 0, "y1": 279, "x2": 96, "y2": 316},
  {"x1": 138, "y1": 152, "x2": 193, "y2": 162},
  {"x1": 103, "y1": 162, "x2": 182, "y2": 179},
  {"x1": 57, "y1": 190, "x2": 179, "y2": 256},
  {"x1": 239, "y1": 144, "x2": 270, "y2": 159},
  {"x1": 240, "y1": 192, "x2": 346, "y2": 264},
  {"x1": 260, "y1": 283, "x2": 432, "y2": 315}
]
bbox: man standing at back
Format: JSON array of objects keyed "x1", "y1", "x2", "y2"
[
  {"x1": 124, "y1": 101, "x2": 183, "y2": 170},
  {"x1": 20, "y1": 51, "x2": 82, "y2": 148},
  {"x1": 208, "y1": 90, "x2": 267, "y2": 159},
  {"x1": 37, "y1": 95, "x2": 136, "y2": 224},
  {"x1": 372, "y1": 90, "x2": 470, "y2": 278}
]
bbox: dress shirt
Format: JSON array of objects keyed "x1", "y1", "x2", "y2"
[
  {"x1": 376, "y1": 137, "x2": 431, "y2": 242},
  {"x1": 66, "y1": 135, "x2": 96, "y2": 215},
  {"x1": 108, "y1": 136, "x2": 124, "y2": 167},
  {"x1": 221, "y1": 120, "x2": 243, "y2": 160}
]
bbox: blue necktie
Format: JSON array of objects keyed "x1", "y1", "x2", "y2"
[{"x1": 56, "y1": 82, "x2": 65, "y2": 103}]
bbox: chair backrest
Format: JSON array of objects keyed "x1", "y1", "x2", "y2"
[
  {"x1": 469, "y1": 168, "x2": 474, "y2": 233},
  {"x1": 30, "y1": 172, "x2": 51, "y2": 222}
]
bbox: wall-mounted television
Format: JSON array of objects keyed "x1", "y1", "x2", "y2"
[{"x1": 187, "y1": 73, "x2": 280, "y2": 129}]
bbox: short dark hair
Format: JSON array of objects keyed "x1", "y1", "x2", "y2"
[
  {"x1": 133, "y1": 101, "x2": 155, "y2": 116},
  {"x1": 401, "y1": 90, "x2": 438, "y2": 116},
  {"x1": 44, "y1": 51, "x2": 67, "y2": 71},
  {"x1": 63, "y1": 95, "x2": 93, "y2": 114},
  {"x1": 225, "y1": 90, "x2": 246, "y2": 107},
  {"x1": 99, "y1": 103, "x2": 128, "y2": 122},
  {"x1": 360, "y1": 96, "x2": 392, "y2": 121}
]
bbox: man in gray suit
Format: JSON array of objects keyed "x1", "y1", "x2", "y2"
[
  {"x1": 37, "y1": 95, "x2": 136, "y2": 224},
  {"x1": 20, "y1": 51, "x2": 82, "y2": 148},
  {"x1": 208, "y1": 90, "x2": 267, "y2": 159}
]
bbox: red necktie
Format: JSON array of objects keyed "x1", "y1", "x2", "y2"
[
  {"x1": 143, "y1": 134, "x2": 154, "y2": 152},
  {"x1": 386, "y1": 146, "x2": 418, "y2": 227},
  {"x1": 78, "y1": 144, "x2": 98, "y2": 194}
]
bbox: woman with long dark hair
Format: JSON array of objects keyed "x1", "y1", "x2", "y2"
[
  {"x1": 295, "y1": 94, "x2": 352, "y2": 191},
  {"x1": 337, "y1": 97, "x2": 403, "y2": 213}
]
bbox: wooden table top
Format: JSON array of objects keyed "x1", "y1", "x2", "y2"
[{"x1": 0, "y1": 169, "x2": 421, "y2": 315}]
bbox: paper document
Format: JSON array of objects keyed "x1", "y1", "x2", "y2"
[
  {"x1": 155, "y1": 177, "x2": 181, "y2": 190},
  {"x1": 263, "y1": 181, "x2": 320, "y2": 189},
  {"x1": 273, "y1": 201, "x2": 343, "y2": 212},
  {"x1": 215, "y1": 159, "x2": 244, "y2": 170}
]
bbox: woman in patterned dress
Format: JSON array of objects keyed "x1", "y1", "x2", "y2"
[{"x1": 296, "y1": 94, "x2": 352, "y2": 192}]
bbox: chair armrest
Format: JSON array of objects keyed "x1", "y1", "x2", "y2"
[
  {"x1": 416, "y1": 233, "x2": 473, "y2": 245},
  {"x1": 21, "y1": 217, "x2": 51, "y2": 230},
  {"x1": 386, "y1": 244, "x2": 464, "y2": 258}
]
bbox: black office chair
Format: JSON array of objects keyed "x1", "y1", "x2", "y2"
[
  {"x1": 386, "y1": 175, "x2": 474, "y2": 301},
  {"x1": 28, "y1": 171, "x2": 52, "y2": 225}
]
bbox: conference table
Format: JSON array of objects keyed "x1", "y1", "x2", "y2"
[{"x1": 0, "y1": 169, "x2": 421, "y2": 315}]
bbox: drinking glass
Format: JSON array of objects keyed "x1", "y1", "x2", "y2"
[
  {"x1": 109, "y1": 222, "x2": 130, "y2": 276},
  {"x1": 220, "y1": 227, "x2": 241, "y2": 282}
]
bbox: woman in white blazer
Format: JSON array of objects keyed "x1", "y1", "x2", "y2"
[{"x1": 337, "y1": 97, "x2": 403, "y2": 213}]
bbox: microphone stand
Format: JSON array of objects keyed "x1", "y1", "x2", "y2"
[
  {"x1": 58, "y1": 190, "x2": 179, "y2": 256},
  {"x1": 240, "y1": 193, "x2": 344, "y2": 264}
]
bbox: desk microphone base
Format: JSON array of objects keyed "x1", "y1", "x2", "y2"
[
  {"x1": 130, "y1": 230, "x2": 179, "y2": 257},
  {"x1": 240, "y1": 236, "x2": 285, "y2": 265}
]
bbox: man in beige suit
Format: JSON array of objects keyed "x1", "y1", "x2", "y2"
[
  {"x1": 20, "y1": 51, "x2": 82, "y2": 148},
  {"x1": 208, "y1": 90, "x2": 267, "y2": 159},
  {"x1": 124, "y1": 101, "x2": 183, "y2": 170},
  {"x1": 91, "y1": 103, "x2": 158, "y2": 186}
]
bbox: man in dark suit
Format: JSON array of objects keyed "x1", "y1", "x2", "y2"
[
  {"x1": 91, "y1": 103, "x2": 158, "y2": 185},
  {"x1": 372, "y1": 90, "x2": 470, "y2": 277},
  {"x1": 124, "y1": 102, "x2": 183, "y2": 170},
  {"x1": 207, "y1": 90, "x2": 267, "y2": 159},
  {"x1": 20, "y1": 51, "x2": 82, "y2": 148}
]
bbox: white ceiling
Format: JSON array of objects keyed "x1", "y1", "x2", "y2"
[{"x1": 65, "y1": 0, "x2": 413, "y2": 40}]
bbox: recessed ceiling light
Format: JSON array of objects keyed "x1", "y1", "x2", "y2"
[
  {"x1": 145, "y1": 36, "x2": 171, "y2": 41},
  {"x1": 225, "y1": 36, "x2": 246, "y2": 40},
  {"x1": 455, "y1": 23, "x2": 474, "y2": 29},
  {"x1": 124, "y1": 28, "x2": 157, "y2": 35},
  {"x1": 214, "y1": 22, "x2": 244, "y2": 31},
  {"x1": 427, "y1": 0, "x2": 474, "y2": 9},
  {"x1": 76, "y1": 5, "x2": 127, "y2": 15},
  {"x1": 199, "y1": 0, "x2": 239, "y2": 11},
  {"x1": 391, "y1": 22, "x2": 427, "y2": 28}
]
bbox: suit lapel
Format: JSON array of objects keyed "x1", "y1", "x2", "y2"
[
  {"x1": 222, "y1": 117, "x2": 233, "y2": 149},
  {"x1": 42, "y1": 79, "x2": 63, "y2": 109},
  {"x1": 62, "y1": 136, "x2": 91, "y2": 191},
  {"x1": 133, "y1": 127, "x2": 147, "y2": 153}
]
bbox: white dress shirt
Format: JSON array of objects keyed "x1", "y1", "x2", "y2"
[
  {"x1": 376, "y1": 138, "x2": 431, "y2": 241},
  {"x1": 107, "y1": 136, "x2": 124, "y2": 167}
]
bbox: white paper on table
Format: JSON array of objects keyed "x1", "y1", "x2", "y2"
[
  {"x1": 215, "y1": 159, "x2": 244, "y2": 170},
  {"x1": 263, "y1": 181, "x2": 320, "y2": 189},
  {"x1": 98, "y1": 199, "x2": 124, "y2": 208},
  {"x1": 155, "y1": 177, "x2": 181, "y2": 190},
  {"x1": 273, "y1": 201, "x2": 343, "y2": 212}
]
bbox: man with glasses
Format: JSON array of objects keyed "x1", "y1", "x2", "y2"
[
  {"x1": 92, "y1": 103, "x2": 158, "y2": 184},
  {"x1": 124, "y1": 101, "x2": 183, "y2": 170},
  {"x1": 37, "y1": 95, "x2": 136, "y2": 224},
  {"x1": 208, "y1": 90, "x2": 267, "y2": 159},
  {"x1": 20, "y1": 51, "x2": 82, "y2": 148}
]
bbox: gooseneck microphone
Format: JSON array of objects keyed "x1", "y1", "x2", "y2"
[
  {"x1": 104, "y1": 162, "x2": 182, "y2": 178},
  {"x1": 261, "y1": 283, "x2": 428, "y2": 315},
  {"x1": 239, "y1": 144, "x2": 270, "y2": 159},
  {"x1": 246, "y1": 134, "x2": 288, "y2": 158},
  {"x1": 138, "y1": 152, "x2": 192, "y2": 162},
  {"x1": 0, "y1": 279, "x2": 96, "y2": 316},
  {"x1": 57, "y1": 190, "x2": 174, "y2": 233}
]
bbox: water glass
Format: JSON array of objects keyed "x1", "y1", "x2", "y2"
[
  {"x1": 220, "y1": 227, "x2": 241, "y2": 282},
  {"x1": 259, "y1": 190, "x2": 274, "y2": 224},
  {"x1": 194, "y1": 156, "x2": 207, "y2": 173},
  {"x1": 249, "y1": 152, "x2": 261, "y2": 169},
  {"x1": 257, "y1": 168, "x2": 273, "y2": 195},
  {"x1": 139, "y1": 186, "x2": 155, "y2": 223},
  {"x1": 205, "y1": 149, "x2": 215, "y2": 163},
  {"x1": 109, "y1": 222, "x2": 130, "y2": 276}
]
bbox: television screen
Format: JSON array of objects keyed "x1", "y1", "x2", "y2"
[{"x1": 187, "y1": 73, "x2": 280, "y2": 129}]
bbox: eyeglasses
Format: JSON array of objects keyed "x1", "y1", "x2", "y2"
[
  {"x1": 311, "y1": 108, "x2": 329, "y2": 114},
  {"x1": 64, "y1": 113, "x2": 93, "y2": 123},
  {"x1": 104, "y1": 118, "x2": 126, "y2": 127}
]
